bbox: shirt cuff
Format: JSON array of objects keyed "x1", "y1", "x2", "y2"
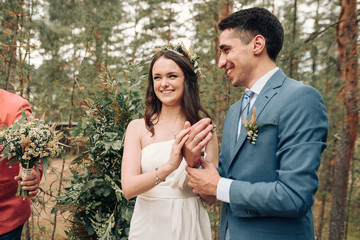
[{"x1": 216, "y1": 177, "x2": 233, "y2": 203}]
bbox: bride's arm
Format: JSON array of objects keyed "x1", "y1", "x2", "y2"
[
  {"x1": 198, "y1": 131, "x2": 219, "y2": 206},
  {"x1": 121, "y1": 119, "x2": 190, "y2": 200}
]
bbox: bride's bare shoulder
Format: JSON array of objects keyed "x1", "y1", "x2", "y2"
[
  {"x1": 125, "y1": 119, "x2": 151, "y2": 149},
  {"x1": 128, "y1": 118, "x2": 144, "y2": 126},
  {"x1": 126, "y1": 118, "x2": 147, "y2": 134}
]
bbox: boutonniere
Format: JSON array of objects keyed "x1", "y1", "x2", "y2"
[{"x1": 244, "y1": 107, "x2": 276, "y2": 144}]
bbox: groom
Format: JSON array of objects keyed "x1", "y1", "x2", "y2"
[{"x1": 184, "y1": 7, "x2": 328, "y2": 240}]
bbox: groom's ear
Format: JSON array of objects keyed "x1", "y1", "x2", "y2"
[{"x1": 252, "y1": 35, "x2": 266, "y2": 55}]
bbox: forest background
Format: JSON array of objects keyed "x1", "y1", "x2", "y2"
[{"x1": 0, "y1": 0, "x2": 359, "y2": 239}]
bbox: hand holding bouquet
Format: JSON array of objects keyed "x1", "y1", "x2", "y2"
[{"x1": 0, "y1": 110, "x2": 62, "y2": 198}]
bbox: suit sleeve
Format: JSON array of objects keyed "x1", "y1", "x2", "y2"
[{"x1": 229, "y1": 85, "x2": 328, "y2": 218}]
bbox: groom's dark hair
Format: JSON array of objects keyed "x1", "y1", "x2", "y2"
[{"x1": 218, "y1": 7, "x2": 284, "y2": 62}]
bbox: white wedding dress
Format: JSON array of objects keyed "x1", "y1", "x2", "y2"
[{"x1": 128, "y1": 140, "x2": 211, "y2": 240}]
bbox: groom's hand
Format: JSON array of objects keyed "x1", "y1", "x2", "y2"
[
  {"x1": 182, "y1": 118, "x2": 213, "y2": 168},
  {"x1": 186, "y1": 158, "x2": 220, "y2": 196}
]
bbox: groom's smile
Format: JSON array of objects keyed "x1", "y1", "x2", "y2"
[{"x1": 226, "y1": 66, "x2": 234, "y2": 77}]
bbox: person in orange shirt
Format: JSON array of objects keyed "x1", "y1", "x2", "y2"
[{"x1": 0, "y1": 89, "x2": 42, "y2": 240}]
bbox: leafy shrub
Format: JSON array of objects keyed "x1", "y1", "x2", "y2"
[{"x1": 56, "y1": 64, "x2": 145, "y2": 239}]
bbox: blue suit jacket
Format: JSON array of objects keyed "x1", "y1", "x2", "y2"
[{"x1": 218, "y1": 69, "x2": 328, "y2": 240}]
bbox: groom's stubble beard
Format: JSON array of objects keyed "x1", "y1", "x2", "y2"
[{"x1": 231, "y1": 64, "x2": 253, "y2": 88}]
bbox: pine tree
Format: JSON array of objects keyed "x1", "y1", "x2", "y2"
[{"x1": 329, "y1": 1, "x2": 359, "y2": 239}]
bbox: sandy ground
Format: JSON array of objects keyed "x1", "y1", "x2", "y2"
[{"x1": 27, "y1": 157, "x2": 73, "y2": 239}]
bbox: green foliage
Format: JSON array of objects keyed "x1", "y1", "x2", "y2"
[
  {"x1": 31, "y1": 0, "x2": 130, "y2": 123},
  {"x1": 125, "y1": 0, "x2": 188, "y2": 60},
  {"x1": 0, "y1": 0, "x2": 37, "y2": 93},
  {"x1": 56, "y1": 63, "x2": 145, "y2": 239}
]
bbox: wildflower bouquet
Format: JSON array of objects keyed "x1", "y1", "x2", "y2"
[{"x1": 0, "y1": 110, "x2": 62, "y2": 198}]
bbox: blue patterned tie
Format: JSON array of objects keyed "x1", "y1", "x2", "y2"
[{"x1": 241, "y1": 90, "x2": 255, "y2": 121}]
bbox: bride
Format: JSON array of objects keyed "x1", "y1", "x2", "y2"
[{"x1": 121, "y1": 43, "x2": 218, "y2": 240}]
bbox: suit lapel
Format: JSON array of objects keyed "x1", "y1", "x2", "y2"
[{"x1": 230, "y1": 69, "x2": 287, "y2": 163}]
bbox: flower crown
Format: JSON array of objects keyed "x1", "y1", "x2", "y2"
[{"x1": 155, "y1": 42, "x2": 204, "y2": 79}]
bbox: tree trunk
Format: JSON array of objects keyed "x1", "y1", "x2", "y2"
[
  {"x1": 215, "y1": 0, "x2": 231, "y2": 62},
  {"x1": 344, "y1": 156, "x2": 356, "y2": 240},
  {"x1": 311, "y1": 0, "x2": 321, "y2": 84},
  {"x1": 214, "y1": 0, "x2": 232, "y2": 135},
  {"x1": 131, "y1": 1, "x2": 139, "y2": 62},
  {"x1": 316, "y1": 194, "x2": 326, "y2": 240},
  {"x1": 311, "y1": 2, "x2": 330, "y2": 239},
  {"x1": 51, "y1": 155, "x2": 66, "y2": 239},
  {"x1": 167, "y1": 7, "x2": 172, "y2": 44},
  {"x1": 24, "y1": 220, "x2": 31, "y2": 239},
  {"x1": 5, "y1": 11, "x2": 20, "y2": 90},
  {"x1": 219, "y1": 0, "x2": 232, "y2": 110},
  {"x1": 25, "y1": 0, "x2": 34, "y2": 100},
  {"x1": 329, "y1": 0, "x2": 359, "y2": 239},
  {"x1": 18, "y1": 6, "x2": 25, "y2": 97},
  {"x1": 68, "y1": 75, "x2": 77, "y2": 127},
  {"x1": 289, "y1": 0, "x2": 297, "y2": 78},
  {"x1": 218, "y1": 1, "x2": 231, "y2": 27}
]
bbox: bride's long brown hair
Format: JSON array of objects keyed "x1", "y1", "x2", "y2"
[{"x1": 144, "y1": 50, "x2": 211, "y2": 136}]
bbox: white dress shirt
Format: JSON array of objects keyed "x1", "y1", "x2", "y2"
[{"x1": 217, "y1": 67, "x2": 279, "y2": 203}]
